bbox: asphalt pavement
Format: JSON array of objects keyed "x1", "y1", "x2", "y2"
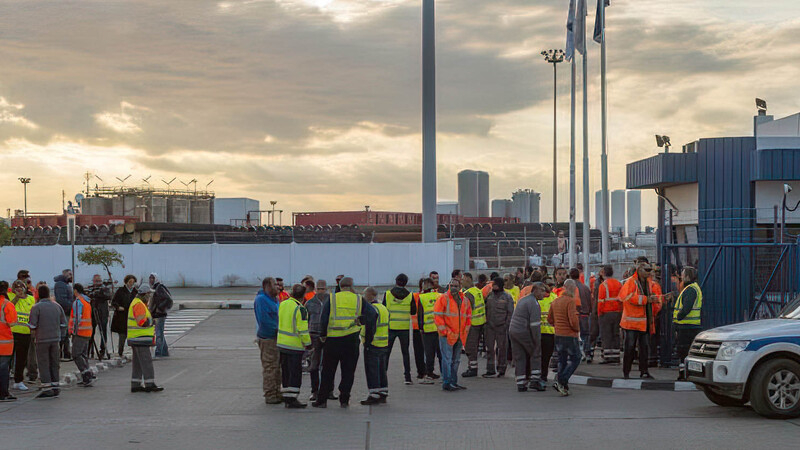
[{"x1": 2, "y1": 310, "x2": 799, "y2": 450}]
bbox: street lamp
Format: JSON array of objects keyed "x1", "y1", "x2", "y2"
[
  {"x1": 270, "y1": 200, "x2": 278, "y2": 226},
  {"x1": 18, "y1": 177, "x2": 31, "y2": 217},
  {"x1": 542, "y1": 49, "x2": 565, "y2": 223}
]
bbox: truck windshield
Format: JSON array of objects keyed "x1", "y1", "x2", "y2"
[{"x1": 780, "y1": 295, "x2": 800, "y2": 319}]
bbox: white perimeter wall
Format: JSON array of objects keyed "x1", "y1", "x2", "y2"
[{"x1": 0, "y1": 242, "x2": 456, "y2": 288}]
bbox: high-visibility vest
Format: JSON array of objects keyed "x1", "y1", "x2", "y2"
[
  {"x1": 418, "y1": 292, "x2": 440, "y2": 333},
  {"x1": 539, "y1": 293, "x2": 556, "y2": 335},
  {"x1": 597, "y1": 278, "x2": 623, "y2": 315},
  {"x1": 619, "y1": 277, "x2": 663, "y2": 334},
  {"x1": 127, "y1": 297, "x2": 155, "y2": 345},
  {"x1": 277, "y1": 297, "x2": 311, "y2": 351},
  {"x1": 673, "y1": 282, "x2": 703, "y2": 326},
  {"x1": 0, "y1": 299, "x2": 17, "y2": 355},
  {"x1": 362, "y1": 302, "x2": 389, "y2": 348},
  {"x1": 466, "y1": 287, "x2": 485, "y2": 326},
  {"x1": 385, "y1": 290, "x2": 413, "y2": 330},
  {"x1": 410, "y1": 293, "x2": 420, "y2": 330},
  {"x1": 327, "y1": 291, "x2": 363, "y2": 338},
  {"x1": 10, "y1": 293, "x2": 34, "y2": 335},
  {"x1": 69, "y1": 294, "x2": 93, "y2": 337},
  {"x1": 508, "y1": 286, "x2": 520, "y2": 305}
]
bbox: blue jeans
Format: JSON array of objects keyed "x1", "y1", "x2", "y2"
[
  {"x1": 438, "y1": 336, "x2": 462, "y2": 388},
  {"x1": 154, "y1": 317, "x2": 169, "y2": 357},
  {"x1": 0, "y1": 355, "x2": 12, "y2": 398},
  {"x1": 555, "y1": 336, "x2": 581, "y2": 387}
]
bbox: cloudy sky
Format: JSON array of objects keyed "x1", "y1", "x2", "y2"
[{"x1": 2, "y1": 0, "x2": 800, "y2": 226}]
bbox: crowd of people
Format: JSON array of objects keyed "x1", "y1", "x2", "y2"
[
  {"x1": 254, "y1": 257, "x2": 704, "y2": 408},
  {"x1": 0, "y1": 269, "x2": 173, "y2": 401}
]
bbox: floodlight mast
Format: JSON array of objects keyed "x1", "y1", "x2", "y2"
[{"x1": 541, "y1": 49, "x2": 565, "y2": 224}]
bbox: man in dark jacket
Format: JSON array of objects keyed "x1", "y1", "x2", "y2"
[
  {"x1": 87, "y1": 274, "x2": 112, "y2": 359},
  {"x1": 53, "y1": 270, "x2": 73, "y2": 360},
  {"x1": 483, "y1": 278, "x2": 514, "y2": 378},
  {"x1": 111, "y1": 275, "x2": 137, "y2": 357},
  {"x1": 148, "y1": 273, "x2": 173, "y2": 358},
  {"x1": 304, "y1": 279, "x2": 329, "y2": 401}
]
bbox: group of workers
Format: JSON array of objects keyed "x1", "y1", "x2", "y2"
[
  {"x1": 254, "y1": 258, "x2": 705, "y2": 407},
  {"x1": 0, "y1": 269, "x2": 172, "y2": 402}
]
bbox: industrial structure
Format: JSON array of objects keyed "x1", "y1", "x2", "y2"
[
  {"x1": 626, "y1": 190, "x2": 642, "y2": 236},
  {"x1": 457, "y1": 170, "x2": 489, "y2": 217},
  {"x1": 610, "y1": 189, "x2": 626, "y2": 234}
]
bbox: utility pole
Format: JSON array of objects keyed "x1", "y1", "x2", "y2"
[
  {"x1": 18, "y1": 177, "x2": 31, "y2": 217},
  {"x1": 581, "y1": 0, "x2": 591, "y2": 273},
  {"x1": 421, "y1": 0, "x2": 437, "y2": 243},
  {"x1": 599, "y1": 0, "x2": 611, "y2": 263},
  {"x1": 541, "y1": 49, "x2": 565, "y2": 224}
]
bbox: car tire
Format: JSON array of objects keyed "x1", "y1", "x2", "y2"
[
  {"x1": 701, "y1": 386, "x2": 747, "y2": 407},
  {"x1": 749, "y1": 358, "x2": 800, "y2": 419}
]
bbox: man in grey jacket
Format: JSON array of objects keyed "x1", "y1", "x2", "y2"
[
  {"x1": 482, "y1": 278, "x2": 514, "y2": 378},
  {"x1": 28, "y1": 285, "x2": 67, "y2": 398},
  {"x1": 53, "y1": 270, "x2": 73, "y2": 360},
  {"x1": 509, "y1": 282, "x2": 548, "y2": 392},
  {"x1": 305, "y1": 279, "x2": 328, "y2": 402}
]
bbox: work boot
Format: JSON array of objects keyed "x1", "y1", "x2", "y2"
[
  {"x1": 429, "y1": 373, "x2": 440, "y2": 380},
  {"x1": 328, "y1": 392, "x2": 339, "y2": 401},
  {"x1": 0, "y1": 394, "x2": 18, "y2": 402},
  {"x1": 360, "y1": 396, "x2": 381, "y2": 406},
  {"x1": 461, "y1": 368, "x2": 478, "y2": 378},
  {"x1": 482, "y1": 370, "x2": 497, "y2": 378},
  {"x1": 284, "y1": 398, "x2": 307, "y2": 409},
  {"x1": 36, "y1": 390, "x2": 57, "y2": 399},
  {"x1": 340, "y1": 398, "x2": 350, "y2": 408},
  {"x1": 517, "y1": 385, "x2": 528, "y2": 392},
  {"x1": 420, "y1": 376, "x2": 434, "y2": 385},
  {"x1": 308, "y1": 392, "x2": 318, "y2": 402},
  {"x1": 404, "y1": 377, "x2": 413, "y2": 385},
  {"x1": 497, "y1": 370, "x2": 506, "y2": 378},
  {"x1": 416, "y1": 373, "x2": 425, "y2": 380},
  {"x1": 529, "y1": 380, "x2": 547, "y2": 392},
  {"x1": 378, "y1": 394, "x2": 388, "y2": 403},
  {"x1": 144, "y1": 384, "x2": 165, "y2": 392},
  {"x1": 452, "y1": 384, "x2": 467, "y2": 390},
  {"x1": 265, "y1": 397, "x2": 282, "y2": 405},
  {"x1": 311, "y1": 399, "x2": 327, "y2": 408}
]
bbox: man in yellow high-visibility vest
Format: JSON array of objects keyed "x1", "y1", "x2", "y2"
[
  {"x1": 277, "y1": 284, "x2": 312, "y2": 408},
  {"x1": 361, "y1": 287, "x2": 389, "y2": 405},
  {"x1": 382, "y1": 273, "x2": 415, "y2": 385}
]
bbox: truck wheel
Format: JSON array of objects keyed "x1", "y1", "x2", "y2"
[
  {"x1": 749, "y1": 358, "x2": 800, "y2": 419},
  {"x1": 701, "y1": 386, "x2": 747, "y2": 407}
]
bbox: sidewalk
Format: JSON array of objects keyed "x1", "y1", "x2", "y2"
[{"x1": 571, "y1": 359, "x2": 695, "y2": 391}]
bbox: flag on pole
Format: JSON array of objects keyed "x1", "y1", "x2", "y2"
[
  {"x1": 593, "y1": 0, "x2": 609, "y2": 44},
  {"x1": 566, "y1": 0, "x2": 575, "y2": 61},
  {"x1": 575, "y1": 0, "x2": 586, "y2": 55}
]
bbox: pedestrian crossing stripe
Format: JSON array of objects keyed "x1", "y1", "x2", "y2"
[{"x1": 163, "y1": 310, "x2": 217, "y2": 342}]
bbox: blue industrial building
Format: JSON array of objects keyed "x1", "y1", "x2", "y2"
[{"x1": 627, "y1": 109, "x2": 800, "y2": 334}]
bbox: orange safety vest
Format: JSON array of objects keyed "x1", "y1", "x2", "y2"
[
  {"x1": 0, "y1": 298, "x2": 17, "y2": 356},
  {"x1": 619, "y1": 277, "x2": 663, "y2": 334},
  {"x1": 519, "y1": 284, "x2": 533, "y2": 300},
  {"x1": 278, "y1": 291, "x2": 290, "y2": 303},
  {"x1": 411, "y1": 293, "x2": 420, "y2": 331},
  {"x1": 433, "y1": 291, "x2": 471, "y2": 346},
  {"x1": 481, "y1": 282, "x2": 493, "y2": 299},
  {"x1": 69, "y1": 294, "x2": 93, "y2": 337},
  {"x1": 598, "y1": 278, "x2": 623, "y2": 315}
]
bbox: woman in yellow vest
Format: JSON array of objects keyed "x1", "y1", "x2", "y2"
[
  {"x1": 277, "y1": 284, "x2": 311, "y2": 408},
  {"x1": 538, "y1": 287, "x2": 557, "y2": 384},
  {"x1": 9, "y1": 280, "x2": 34, "y2": 391},
  {"x1": 361, "y1": 287, "x2": 389, "y2": 405},
  {"x1": 673, "y1": 267, "x2": 703, "y2": 380},
  {"x1": 417, "y1": 278, "x2": 443, "y2": 384},
  {"x1": 127, "y1": 285, "x2": 163, "y2": 393}
]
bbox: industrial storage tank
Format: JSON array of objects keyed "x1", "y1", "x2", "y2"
[
  {"x1": 112, "y1": 195, "x2": 136, "y2": 216},
  {"x1": 611, "y1": 189, "x2": 626, "y2": 234},
  {"x1": 81, "y1": 197, "x2": 112, "y2": 215},
  {"x1": 458, "y1": 170, "x2": 489, "y2": 217},
  {"x1": 190, "y1": 199, "x2": 212, "y2": 224},
  {"x1": 626, "y1": 190, "x2": 642, "y2": 236},
  {"x1": 491, "y1": 199, "x2": 512, "y2": 218},
  {"x1": 149, "y1": 196, "x2": 168, "y2": 223},
  {"x1": 168, "y1": 198, "x2": 190, "y2": 224},
  {"x1": 511, "y1": 189, "x2": 541, "y2": 223},
  {"x1": 530, "y1": 191, "x2": 541, "y2": 223}
]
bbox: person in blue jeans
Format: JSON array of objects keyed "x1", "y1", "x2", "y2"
[
  {"x1": 547, "y1": 280, "x2": 582, "y2": 396},
  {"x1": 434, "y1": 278, "x2": 471, "y2": 391},
  {"x1": 148, "y1": 274, "x2": 173, "y2": 357}
]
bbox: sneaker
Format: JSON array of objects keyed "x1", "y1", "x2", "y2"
[
  {"x1": 404, "y1": 379, "x2": 413, "y2": 385},
  {"x1": 461, "y1": 369, "x2": 477, "y2": 378},
  {"x1": 339, "y1": 399, "x2": 349, "y2": 408},
  {"x1": 420, "y1": 376, "x2": 434, "y2": 385},
  {"x1": 284, "y1": 398, "x2": 308, "y2": 409},
  {"x1": 452, "y1": 384, "x2": 467, "y2": 390},
  {"x1": 554, "y1": 382, "x2": 569, "y2": 396},
  {"x1": 12, "y1": 382, "x2": 29, "y2": 392},
  {"x1": 497, "y1": 370, "x2": 506, "y2": 378},
  {"x1": 144, "y1": 385, "x2": 165, "y2": 393},
  {"x1": 0, "y1": 395, "x2": 18, "y2": 402},
  {"x1": 429, "y1": 373, "x2": 440, "y2": 380},
  {"x1": 517, "y1": 385, "x2": 528, "y2": 392},
  {"x1": 311, "y1": 399, "x2": 327, "y2": 408},
  {"x1": 360, "y1": 396, "x2": 381, "y2": 406},
  {"x1": 640, "y1": 373, "x2": 654, "y2": 380},
  {"x1": 308, "y1": 393, "x2": 318, "y2": 402},
  {"x1": 416, "y1": 373, "x2": 425, "y2": 380},
  {"x1": 529, "y1": 380, "x2": 547, "y2": 392},
  {"x1": 36, "y1": 390, "x2": 57, "y2": 399},
  {"x1": 328, "y1": 392, "x2": 339, "y2": 401},
  {"x1": 442, "y1": 384, "x2": 457, "y2": 392},
  {"x1": 481, "y1": 371, "x2": 497, "y2": 378}
]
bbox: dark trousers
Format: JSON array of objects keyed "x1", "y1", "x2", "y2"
[
  {"x1": 579, "y1": 315, "x2": 592, "y2": 357},
  {"x1": 387, "y1": 329, "x2": 411, "y2": 380},
  {"x1": 12, "y1": 333, "x2": 31, "y2": 383},
  {"x1": 0, "y1": 355, "x2": 11, "y2": 397},
  {"x1": 540, "y1": 333, "x2": 554, "y2": 381},
  {"x1": 464, "y1": 324, "x2": 483, "y2": 370},
  {"x1": 26, "y1": 341, "x2": 37, "y2": 381},
  {"x1": 364, "y1": 345, "x2": 389, "y2": 398},
  {"x1": 676, "y1": 327, "x2": 701, "y2": 365},
  {"x1": 623, "y1": 329, "x2": 650, "y2": 376},
  {"x1": 91, "y1": 305, "x2": 109, "y2": 356},
  {"x1": 60, "y1": 335, "x2": 71, "y2": 360},
  {"x1": 72, "y1": 335, "x2": 90, "y2": 374},
  {"x1": 131, "y1": 345, "x2": 155, "y2": 387},
  {"x1": 599, "y1": 312, "x2": 622, "y2": 362},
  {"x1": 485, "y1": 326, "x2": 507, "y2": 372},
  {"x1": 35, "y1": 342, "x2": 60, "y2": 388},
  {"x1": 421, "y1": 331, "x2": 442, "y2": 375},
  {"x1": 116, "y1": 331, "x2": 127, "y2": 357},
  {"x1": 280, "y1": 351, "x2": 303, "y2": 399},
  {"x1": 318, "y1": 336, "x2": 360, "y2": 401},
  {"x1": 412, "y1": 329, "x2": 426, "y2": 377},
  {"x1": 309, "y1": 335, "x2": 323, "y2": 394}
]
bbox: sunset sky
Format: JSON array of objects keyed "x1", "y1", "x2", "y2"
[{"x1": 2, "y1": 0, "x2": 800, "y2": 226}]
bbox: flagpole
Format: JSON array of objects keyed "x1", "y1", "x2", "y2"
[
  {"x1": 581, "y1": 0, "x2": 591, "y2": 274},
  {"x1": 569, "y1": 47, "x2": 577, "y2": 269},
  {"x1": 599, "y1": 0, "x2": 611, "y2": 264}
]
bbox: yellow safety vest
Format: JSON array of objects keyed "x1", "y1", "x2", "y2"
[
  {"x1": 539, "y1": 293, "x2": 556, "y2": 335},
  {"x1": 362, "y1": 302, "x2": 389, "y2": 347},
  {"x1": 466, "y1": 287, "x2": 485, "y2": 326},
  {"x1": 673, "y1": 282, "x2": 703, "y2": 326},
  {"x1": 328, "y1": 291, "x2": 363, "y2": 338},
  {"x1": 509, "y1": 286, "x2": 520, "y2": 305},
  {"x1": 277, "y1": 297, "x2": 311, "y2": 351},
  {"x1": 385, "y1": 290, "x2": 413, "y2": 330},
  {"x1": 10, "y1": 293, "x2": 34, "y2": 335},
  {"x1": 127, "y1": 297, "x2": 155, "y2": 344},
  {"x1": 418, "y1": 292, "x2": 440, "y2": 333}
]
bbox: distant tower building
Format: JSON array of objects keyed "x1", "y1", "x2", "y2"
[
  {"x1": 491, "y1": 199, "x2": 512, "y2": 218},
  {"x1": 437, "y1": 201, "x2": 459, "y2": 216},
  {"x1": 595, "y1": 190, "x2": 603, "y2": 229},
  {"x1": 458, "y1": 170, "x2": 489, "y2": 217},
  {"x1": 626, "y1": 190, "x2": 642, "y2": 236},
  {"x1": 611, "y1": 189, "x2": 626, "y2": 234},
  {"x1": 511, "y1": 189, "x2": 541, "y2": 223}
]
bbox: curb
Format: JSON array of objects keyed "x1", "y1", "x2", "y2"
[
  {"x1": 178, "y1": 301, "x2": 253, "y2": 310},
  {"x1": 567, "y1": 374, "x2": 697, "y2": 391},
  {"x1": 59, "y1": 356, "x2": 130, "y2": 386}
]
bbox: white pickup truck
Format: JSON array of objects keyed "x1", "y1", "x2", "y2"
[{"x1": 686, "y1": 296, "x2": 800, "y2": 419}]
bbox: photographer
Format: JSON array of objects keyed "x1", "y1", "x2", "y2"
[
  {"x1": 148, "y1": 273, "x2": 173, "y2": 358},
  {"x1": 87, "y1": 274, "x2": 112, "y2": 359}
]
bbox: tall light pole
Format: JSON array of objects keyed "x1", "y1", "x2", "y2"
[
  {"x1": 580, "y1": 0, "x2": 591, "y2": 274},
  {"x1": 270, "y1": 200, "x2": 277, "y2": 226},
  {"x1": 18, "y1": 177, "x2": 31, "y2": 217},
  {"x1": 421, "y1": 0, "x2": 437, "y2": 243},
  {"x1": 542, "y1": 49, "x2": 565, "y2": 224},
  {"x1": 599, "y1": 0, "x2": 611, "y2": 263}
]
